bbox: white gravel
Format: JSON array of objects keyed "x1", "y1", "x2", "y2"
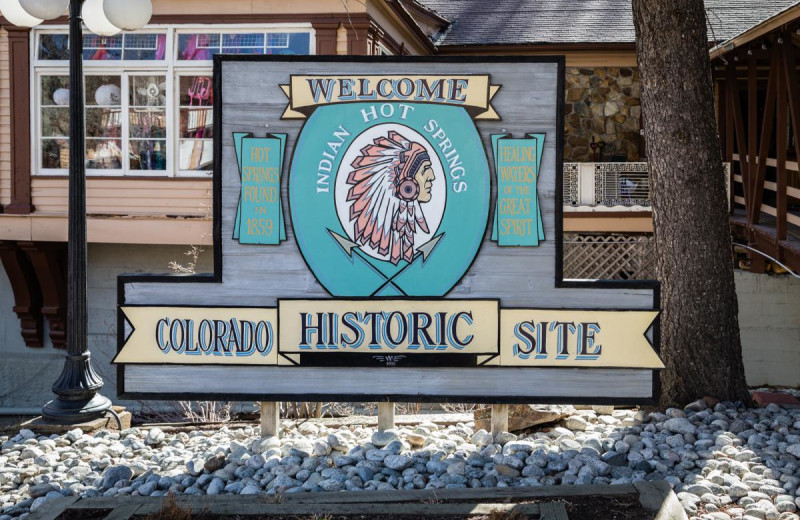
[{"x1": 1, "y1": 391, "x2": 799, "y2": 520}]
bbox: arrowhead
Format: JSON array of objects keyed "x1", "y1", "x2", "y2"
[
  {"x1": 417, "y1": 233, "x2": 444, "y2": 262},
  {"x1": 328, "y1": 229, "x2": 359, "y2": 257}
]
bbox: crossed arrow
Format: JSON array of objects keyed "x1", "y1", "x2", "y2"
[{"x1": 327, "y1": 229, "x2": 445, "y2": 296}]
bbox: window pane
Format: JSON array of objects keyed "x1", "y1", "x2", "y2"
[
  {"x1": 179, "y1": 139, "x2": 213, "y2": 171},
  {"x1": 130, "y1": 109, "x2": 167, "y2": 138},
  {"x1": 178, "y1": 33, "x2": 219, "y2": 60},
  {"x1": 130, "y1": 75, "x2": 167, "y2": 107},
  {"x1": 273, "y1": 32, "x2": 311, "y2": 55},
  {"x1": 42, "y1": 107, "x2": 70, "y2": 137},
  {"x1": 86, "y1": 107, "x2": 121, "y2": 138},
  {"x1": 222, "y1": 33, "x2": 264, "y2": 54},
  {"x1": 179, "y1": 76, "x2": 213, "y2": 106},
  {"x1": 266, "y1": 33, "x2": 289, "y2": 48},
  {"x1": 41, "y1": 139, "x2": 67, "y2": 168},
  {"x1": 38, "y1": 34, "x2": 69, "y2": 60},
  {"x1": 86, "y1": 76, "x2": 121, "y2": 106},
  {"x1": 83, "y1": 34, "x2": 122, "y2": 60},
  {"x1": 180, "y1": 109, "x2": 213, "y2": 138},
  {"x1": 130, "y1": 140, "x2": 167, "y2": 170},
  {"x1": 86, "y1": 139, "x2": 122, "y2": 169},
  {"x1": 123, "y1": 34, "x2": 167, "y2": 60},
  {"x1": 42, "y1": 76, "x2": 70, "y2": 106}
]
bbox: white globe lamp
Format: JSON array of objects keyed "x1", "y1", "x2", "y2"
[
  {"x1": 0, "y1": 0, "x2": 43, "y2": 27},
  {"x1": 18, "y1": 0, "x2": 68, "y2": 19},
  {"x1": 81, "y1": 0, "x2": 121, "y2": 36},
  {"x1": 104, "y1": 0, "x2": 151, "y2": 31}
]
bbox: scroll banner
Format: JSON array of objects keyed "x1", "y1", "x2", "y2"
[
  {"x1": 491, "y1": 133, "x2": 545, "y2": 246},
  {"x1": 233, "y1": 133, "x2": 287, "y2": 245},
  {"x1": 115, "y1": 304, "x2": 662, "y2": 369},
  {"x1": 279, "y1": 75, "x2": 501, "y2": 120},
  {"x1": 114, "y1": 306, "x2": 278, "y2": 365}
]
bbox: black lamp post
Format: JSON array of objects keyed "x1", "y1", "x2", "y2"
[
  {"x1": 41, "y1": 0, "x2": 110, "y2": 423},
  {"x1": 1, "y1": 0, "x2": 152, "y2": 424}
]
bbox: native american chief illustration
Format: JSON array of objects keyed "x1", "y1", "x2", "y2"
[{"x1": 346, "y1": 130, "x2": 436, "y2": 265}]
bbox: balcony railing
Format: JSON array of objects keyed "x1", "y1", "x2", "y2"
[
  {"x1": 564, "y1": 162, "x2": 651, "y2": 209},
  {"x1": 564, "y1": 162, "x2": 730, "y2": 210}
]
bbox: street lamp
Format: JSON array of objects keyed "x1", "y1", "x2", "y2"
[{"x1": 0, "y1": 0, "x2": 152, "y2": 423}]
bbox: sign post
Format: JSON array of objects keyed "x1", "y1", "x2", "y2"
[{"x1": 115, "y1": 57, "x2": 662, "y2": 414}]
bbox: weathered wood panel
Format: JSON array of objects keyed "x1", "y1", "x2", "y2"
[
  {"x1": 125, "y1": 365, "x2": 654, "y2": 399},
  {"x1": 30, "y1": 178, "x2": 212, "y2": 216}
]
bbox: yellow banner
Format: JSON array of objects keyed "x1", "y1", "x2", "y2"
[
  {"x1": 115, "y1": 304, "x2": 661, "y2": 369},
  {"x1": 500, "y1": 309, "x2": 662, "y2": 368},
  {"x1": 115, "y1": 307, "x2": 278, "y2": 365},
  {"x1": 280, "y1": 75, "x2": 500, "y2": 120}
]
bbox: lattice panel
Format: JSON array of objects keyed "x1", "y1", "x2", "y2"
[
  {"x1": 563, "y1": 233, "x2": 656, "y2": 280},
  {"x1": 563, "y1": 163, "x2": 580, "y2": 206}
]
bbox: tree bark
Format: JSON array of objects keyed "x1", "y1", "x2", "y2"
[{"x1": 631, "y1": 0, "x2": 750, "y2": 406}]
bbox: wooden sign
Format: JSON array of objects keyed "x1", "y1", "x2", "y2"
[{"x1": 116, "y1": 57, "x2": 662, "y2": 404}]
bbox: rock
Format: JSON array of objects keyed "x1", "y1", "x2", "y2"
[
  {"x1": 204, "y1": 455, "x2": 226, "y2": 473},
  {"x1": 65, "y1": 428, "x2": 84, "y2": 442},
  {"x1": 145, "y1": 428, "x2": 165, "y2": 446},
  {"x1": 187, "y1": 458, "x2": 206, "y2": 476},
  {"x1": 384, "y1": 455, "x2": 412, "y2": 471},
  {"x1": 786, "y1": 444, "x2": 800, "y2": 458},
  {"x1": 101, "y1": 466, "x2": 133, "y2": 489},
  {"x1": 240, "y1": 484, "x2": 261, "y2": 495},
  {"x1": 251, "y1": 436, "x2": 280, "y2": 454},
  {"x1": 137, "y1": 481, "x2": 157, "y2": 496},
  {"x1": 471, "y1": 430, "x2": 493, "y2": 447},
  {"x1": 474, "y1": 405, "x2": 575, "y2": 433},
  {"x1": 663, "y1": 417, "x2": 697, "y2": 435},
  {"x1": 206, "y1": 477, "x2": 225, "y2": 495},
  {"x1": 312, "y1": 440, "x2": 331, "y2": 457},
  {"x1": 30, "y1": 496, "x2": 48, "y2": 511},
  {"x1": 565, "y1": 416, "x2": 588, "y2": 431},
  {"x1": 29, "y1": 484, "x2": 56, "y2": 498},
  {"x1": 495, "y1": 464, "x2": 521, "y2": 478},
  {"x1": 406, "y1": 433, "x2": 426, "y2": 447},
  {"x1": 318, "y1": 479, "x2": 344, "y2": 492},
  {"x1": 371, "y1": 430, "x2": 399, "y2": 447},
  {"x1": 19, "y1": 446, "x2": 44, "y2": 460},
  {"x1": 495, "y1": 432, "x2": 517, "y2": 445}
]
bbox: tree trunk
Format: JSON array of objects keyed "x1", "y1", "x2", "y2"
[{"x1": 631, "y1": 0, "x2": 750, "y2": 406}]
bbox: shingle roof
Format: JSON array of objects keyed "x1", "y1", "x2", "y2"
[{"x1": 416, "y1": 0, "x2": 800, "y2": 47}]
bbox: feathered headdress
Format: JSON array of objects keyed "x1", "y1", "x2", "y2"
[{"x1": 347, "y1": 131, "x2": 431, "y2": 265}]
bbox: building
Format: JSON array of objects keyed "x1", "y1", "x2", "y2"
[{"x1": 0, "y1": 0, "x2": 798, "y2": 412}]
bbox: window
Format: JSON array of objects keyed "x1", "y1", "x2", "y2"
[{"x1": 33, "y1": 26, "x2": 313, "y2": 176}]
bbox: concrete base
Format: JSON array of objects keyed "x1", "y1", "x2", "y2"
[{"x1": 19, "y1": 406, "x2": 131, "y2": 434}]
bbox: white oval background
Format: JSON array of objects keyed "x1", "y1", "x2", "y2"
[{"x1": 335, "y1": 123, "x2": 446, "y2": 262}]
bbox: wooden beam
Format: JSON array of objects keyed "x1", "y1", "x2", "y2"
[
  {"x1": 0, "y1": 241, "x2": 43, "y2": 347},
  {"x1": 18, "y1": 242, "x2": 67, "y2": 349},
  {"x1": 776, "y1": 41, "x2": 788, "y2": 242},
  {"x1": 377, "y1": 402, "x2": 395, "y2": 432},
  {"x1": 727, "y1": 62, "x2": 750, "y2": 219},
  {"x1": 747, "y1": 59, "x2": 759, "y2": 224},
  {"x1": 3, "y1": 28, "x2": 33, "y2": 215},
  {"x1": 751, "y1": 46, "x2": 780, "y2": 226},
  {"x1": 781, "y1": 36, "x2": 800, "y2": 169},
  {"x1": 490, "y1": 404, "x2": 509, "y2": 437},
  {"x1": 259, "y1": 402, "x2": 280, "y2": 438}
]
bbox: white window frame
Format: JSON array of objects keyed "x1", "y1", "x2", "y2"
[{"x1": 31, "y1": 23, "x2": 315, "y2": 178}]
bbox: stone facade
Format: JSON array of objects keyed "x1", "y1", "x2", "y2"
[{"x1": 564, "y1": 67, "x2": 642, "y2": 162}]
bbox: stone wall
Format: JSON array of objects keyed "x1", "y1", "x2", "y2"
[{"x1": 564, "y1": 67, "x2": 642, "y2": 162}]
